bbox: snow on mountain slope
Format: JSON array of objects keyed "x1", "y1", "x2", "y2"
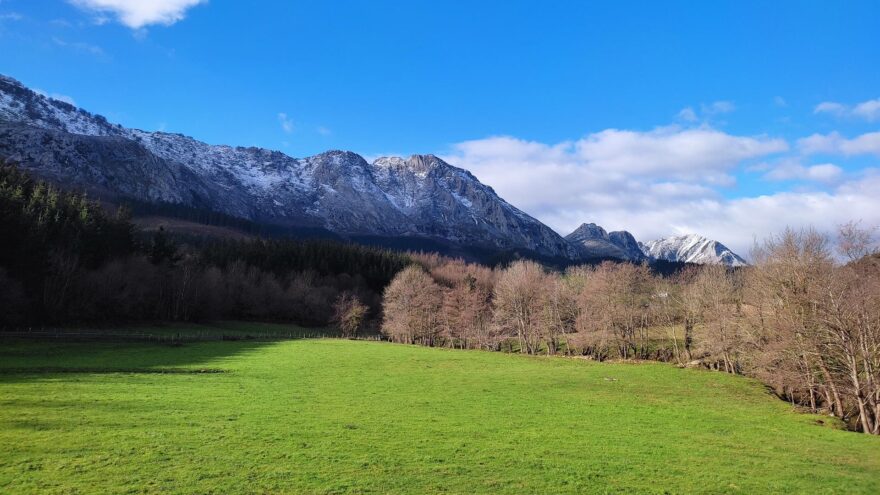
[
  {"x1": 371, "y1": 155, "x2": 581, "y2": 257},
  {"x1": 639, "y1": 234, "x2": 747, "y2": 267},
  {"x1": 0, "y1": 74, "x2": 579, "y2": 259}
]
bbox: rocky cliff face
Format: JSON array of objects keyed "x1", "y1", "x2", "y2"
[
  {"x1": 0, "y1": 74, "x2": 580, "y2": 259},
  {"x1": 565, "y1": 223, "x2": 646, "y2": 261}
]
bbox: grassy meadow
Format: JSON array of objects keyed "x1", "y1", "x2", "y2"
[
  {"x1": 1, "y1": 336, "x2": 879, "y2": 494},
  {"x1": 8, "y1": 321, "x2": 349, "y2": 341}
]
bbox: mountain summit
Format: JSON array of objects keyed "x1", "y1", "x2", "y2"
[
  {"x1": 639, "y1": 234, "x2": 747, "y2": 267},
  {"x1": 565, "y1": 223, "x2": 646, "y2": 261},
  {"x1": 0, "y1": 74, "x2": 579, "y2": 260}
]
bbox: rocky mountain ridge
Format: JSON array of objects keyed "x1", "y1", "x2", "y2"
[
  {"x1": 639, "y1": 234, "x2": 748, "y2": 267},
  {"x1": 564, "y1": 223, "x2": 647, "y2": 261},
  {"x1": 0, "y1": 74, "x2": 579, "y2": 259},
  {"x1": 0, "y1": 74, "x2": 745, "y2": 265}
]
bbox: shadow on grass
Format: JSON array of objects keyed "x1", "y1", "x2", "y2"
[
  {"x1": 0, "y1": 366, "x2": 228, "y2": 374},
  {"x1": 0, "y1": 320, "x2": 347, "y2": 343},
  {"x1": 0, "y1": 339, "x2": 278, "y2": 383}
]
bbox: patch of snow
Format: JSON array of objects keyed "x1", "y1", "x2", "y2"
[{"x1": 450, "y1": 190, "x2": 473, "y2": 208}]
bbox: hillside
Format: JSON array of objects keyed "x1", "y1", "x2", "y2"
[
  {"x1": 1, "y1": 338, "x2": 878, "y2": 494},
  {"x1": 0, "y1": 75, "x2": 580, "y2": 260}
]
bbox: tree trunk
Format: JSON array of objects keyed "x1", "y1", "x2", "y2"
[
  {"x1": 817, "y1": 357, "x2": 844, "y2": 417},
  {"x1": 684, "y1": 319, "x2": 694, "y2": 361}
]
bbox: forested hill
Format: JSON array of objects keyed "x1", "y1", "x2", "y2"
[{"x1": 0, "y1": 164, "x2": 412, "y2": 327}]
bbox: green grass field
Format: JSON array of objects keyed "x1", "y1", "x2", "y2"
[
  {"x1": 9, "y1": 321, "x2": 346, "y2": 341},
  {"x1": 1, "y1": 337, "x2": 879, "y2": 494}
]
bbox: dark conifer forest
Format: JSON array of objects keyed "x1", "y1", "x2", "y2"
[{"x1": 0, "y1": 164, "x2": 411, "y2": 327}]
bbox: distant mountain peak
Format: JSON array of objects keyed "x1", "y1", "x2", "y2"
[
  {"x1": 640, "y1": 234, "x2": 747, "y2": 267},
  {"x1": 565, "y1": 222, "x2": 645, "y2": 261},
  {"x1": 571, "y1": 222, "x2": 609, "y2": 238}
]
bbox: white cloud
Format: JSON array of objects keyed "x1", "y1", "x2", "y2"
[
  {"x1": 68, "y1": 0, "x2": 206, "y2": 29},
  {"x1": 798, "y1": 131, "x2": 880, "y2": 156},
  {"x1": 442, "y1": 127, "x2": 795, "y2": 254},
  {"x1": 277, "y1": 113, "x2": 294, "y2": 133},
  {"x1": 763, "y1": 160, "x2": 842, "y2": 183},
  {"x1": 316, "y1": 126, "x2": 332, "y2": 136},
  {"x1": 573, "y1": 127, "x2": 785, "y2": 179},
  {"x1": 774, "y1": 96, "x2": 787, "y2": 107},
  {"x1": 814, "y1": 98, "x2": 880, "y2": 122},
  {"x1": 51, "y1": 36, "x2": 105, "y2": 56},
  {"x1": 814, "y1": 101, "x2": 847, "y2": 116},
  {"x1": 440, "y1": 126, "x2": 880, "y2": 257},
  {"x1": 803, "y1": 163, "x2": 843, "y2": 182},
  {"x1": 853, "y1": 99, "x2": 880, "y2": 121},
  {"x1": 451, "y1": 128, "x2": 786, "y2": 187},
  {"x1": 0, "y1": 12, "x2": 23, "y2": 21},
  {"x1": 702, "y1": 100, "x2": 735, "y2": 115},
  {"x1": 676, "y1": 101, "x2": 736, "y2": 123},
  {"x1": 676, "y1": 107, "x2": 697, "y2": 122}
]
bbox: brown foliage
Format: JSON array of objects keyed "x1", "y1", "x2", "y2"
[
  {"x1": 333, "y1": 292, "x2": 369, "y2": 338},
  {"x1": 492, "y1": 260, "x2": 550, "y2": 354},
  {"x1": 381, "y1": 265, "x2": 444, "y2": 345},
  {"x1": 574, "y1": 262, "x2": 656, "y2": 359}
]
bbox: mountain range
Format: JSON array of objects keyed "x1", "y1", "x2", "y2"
[{"x1": 0, "y1": 74, "x2": 744, "y2": 266}]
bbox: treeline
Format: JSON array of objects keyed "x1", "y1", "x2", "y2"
[
  {"x1": 383, "y1": 231, "x2": 880, "y2": 434},
  {"x1": 0, "y1": 164, "x2": 411, "y2": 327},
  {"x1": 124, "y1": 198, "x2": 339, "y2": 240}
]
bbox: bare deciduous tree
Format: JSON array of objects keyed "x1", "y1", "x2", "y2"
[
  {"x1": 493, "y1": 261, "x2": 549, "y2": 354},
  {"x1": 441, "y1": 275, "x2": 494, "y2": 349},
  {"x1": 334, "y1": 292, "x2": 369, "y2": 338},
  {"x1": 837, "y1": 220, "x2": 877, "y2": 262},
  {"x1": 571, "y1": 262, "x2": 656, "y2": 360},
  {"x1": 687, "y1": 264, "x2": 741, "y2": 373},
  {"x1": 382, "y1": 265, "x2": 443, "y2": 345}
]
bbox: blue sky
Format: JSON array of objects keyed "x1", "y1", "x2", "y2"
[{"x1": 1, "y1": 1, "x2": 879, "y2": 252}]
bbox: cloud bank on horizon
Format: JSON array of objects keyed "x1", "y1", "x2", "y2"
[{"x1": 443, "y1": 112, "x2": 880, "y2": 256}]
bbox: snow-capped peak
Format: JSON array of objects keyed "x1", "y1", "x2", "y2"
[
  {"x1": 372, "y1": 156, "x2": 407, "y2": 168},
  {"x1": 639, "y1": 234, "x2": 747, "y2": 267}
]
